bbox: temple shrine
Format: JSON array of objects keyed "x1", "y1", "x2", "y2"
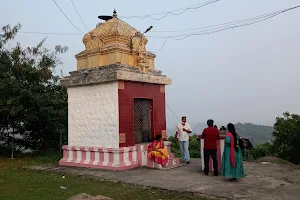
[{"x1": 59, "y1": 10, "x2": 179, "y2": 170}]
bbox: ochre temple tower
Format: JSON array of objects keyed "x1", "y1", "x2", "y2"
[
  {"x1": 77, "y1": 9, "x2": 155, "y2": 72},
  {"x1": 59, "y1": 10, "x2": 179, "y2": 170}
]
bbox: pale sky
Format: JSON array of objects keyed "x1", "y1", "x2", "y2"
[{"x1": 1, "y1": 0, "x2": 299, "y2": 127}]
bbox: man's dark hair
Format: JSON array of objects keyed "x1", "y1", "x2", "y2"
[
  {"x1": 182, "y1": 116, "x2": 186, "y2": 119},
  {"x1": 207, "y1": 119, "x2": 214, "y2": 127}
]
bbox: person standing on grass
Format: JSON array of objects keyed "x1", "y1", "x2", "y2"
[
  {"x1": 202, "y1": 119, "x2": 220, "y2": 176},
  {"x1": 222, "y1": 123, "x2": 244, "y2": 181},
  {"x1": 175, "y1": 116, "x2": 192, "y2": 164}
]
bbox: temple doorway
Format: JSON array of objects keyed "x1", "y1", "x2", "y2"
[{"x1": 134, "y1": 98, "x2": 152, "y2": 144}]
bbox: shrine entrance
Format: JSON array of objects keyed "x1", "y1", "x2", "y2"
[{"x1": 134, "y1": 98, "x2": 152, "y2": 144}]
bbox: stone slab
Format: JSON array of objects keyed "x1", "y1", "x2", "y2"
[
  {"x1": 27, "y1": 159, "x2": 300, "y2": 200},
  {"x1": 61, "y1": 64, "x2": 172, "y2": 87}
]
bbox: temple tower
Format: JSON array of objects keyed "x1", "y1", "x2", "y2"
[{"x1": 59, "y1": 10, "x2": 178, "y2": 170}]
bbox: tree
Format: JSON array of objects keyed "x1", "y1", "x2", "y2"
[
  {"x1": 273, "y1": 112, "x2": 300, "y2": 164},
  {"x1": 0, "y1": 24, "x2": 68, "y2": 155}
]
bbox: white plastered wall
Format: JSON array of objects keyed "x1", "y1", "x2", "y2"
[{"x1": 68, "y1": 82, "x2": 119, "y2": 148}]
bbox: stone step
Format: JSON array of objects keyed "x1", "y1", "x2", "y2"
[
  {"x1": 168, "y1": 153, "x2": 175, "y2": 159},
  {"x1": 147, "y1": 158, "x2": 182, "y2": 170}
]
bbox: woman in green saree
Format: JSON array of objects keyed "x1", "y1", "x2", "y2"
[{"x1": 222, "y1": 123, "x2": 244, "y2": 181}]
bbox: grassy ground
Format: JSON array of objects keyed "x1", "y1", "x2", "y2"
[
  {"x1": 254, "y1": 156, "x2": 300, "y2": 168},
  {"x1": 0, "y1": 154, "x2": 209, "y2": 200}
]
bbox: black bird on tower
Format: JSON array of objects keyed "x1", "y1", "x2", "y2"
[
  {"x1": 98, "y1": 15, "x2": 113, "y2": 21},
  {"x1": 97, "y1": 9, "x2": 153, "y2": 35},
  {"x1": 98, "y1": 9, "x2": 117, "y2": 21}
]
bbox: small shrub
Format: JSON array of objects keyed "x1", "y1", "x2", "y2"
[
  {"x1": 168, "y1": 135, "x2": 200, "y2": 158},
  {"x1": 243, "y1": 142, "x2": 274, "y2": 161}
]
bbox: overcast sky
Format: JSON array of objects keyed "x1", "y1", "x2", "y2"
[{"x1": 1, "y1": 0, "x2": 299, "y2": 127}]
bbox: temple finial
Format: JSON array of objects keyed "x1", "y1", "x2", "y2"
[{"x1": 113, "y1": 9, "x2": 117, "y2": 18}]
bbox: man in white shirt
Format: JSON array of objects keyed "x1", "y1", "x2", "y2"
[{"x1": 175, "y1": 116, "x2": 192, "y2": 164}]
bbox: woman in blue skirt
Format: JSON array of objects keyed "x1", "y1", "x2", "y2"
[{"x1": 222, "y1": 123, "x2": 244, "y2": 181}]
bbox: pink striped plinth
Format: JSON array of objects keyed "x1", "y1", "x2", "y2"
[
  {"x1": 59, "y1": 145, "x2": 139, "y2": 170},
  {"x1": 199, "y1": 136, "x2": 225, "y2": 173},
  {"x1": 59, "y1": 141, "x2": 179, "y2": 171}
]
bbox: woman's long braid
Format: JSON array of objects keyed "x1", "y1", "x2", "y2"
[{"x1": 228, "y1": 123, "x2": 238, "y2": 152}]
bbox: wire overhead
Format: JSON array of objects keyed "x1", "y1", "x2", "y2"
[
  {"x1": 150, "y1": 5, "x2": 300, "y2": 53},
  {"x1": 150, "y1": 13, "x2": 284, "y2": 33},
  {"x1": 18, "y1": 31, "x2": 83, "y2": 36},
  {"x1": 12, "y1": 5, "x2": 300, "y2": 54},
  {"x1": 120, "y1": 0, "x2": 220, "y2": 20},
  {"x1": 52, "y1": 0, "x2": 84, "y2": 33},
  {"x1": 166, "y1": 102, "x2": 181, "y2": 122},
  {"x1": 70, "y1": 0, "x2": 89, "y2": 32}
]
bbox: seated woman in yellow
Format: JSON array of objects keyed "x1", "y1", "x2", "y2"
[{"x1": 148, "y1": 134, "x2": 168, "y2": 166}]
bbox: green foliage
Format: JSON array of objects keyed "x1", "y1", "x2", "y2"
[
  {"x1": 272, "y1": 112, "x2": 300, "y2": 164},
  {"x1": 189, "y1": 135, "x2": 201, "y2": 158},
  {"x1": 168, "y1": 135, "x2": 200, "y2": 158},
  {"x1": 243, "y1": 142, "x2": 274, "y2": 161},
  {"x1": 243, "y1": 112, "x2": 300, "y2": 164},
  {"x1": 0, "y1": 24, "x2": 68, "y2": 155},
  {"x1": 8, "y1": 151, "x2": 63, "y2": 164},
  {"x1": 168, "y1": 136, "x2": 181, "y2": 158}
]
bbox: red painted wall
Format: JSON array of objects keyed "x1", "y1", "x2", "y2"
[{"x1": 118, "y1": 81, "x2": 166, "y2": 147}]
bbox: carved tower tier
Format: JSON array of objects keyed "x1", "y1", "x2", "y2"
[
  {"x1": 77, "y1": 9, "x2": 155, "y2": 72},
  {"x1": 59, "y1": 10, "x2": 179, "y2": 170}
]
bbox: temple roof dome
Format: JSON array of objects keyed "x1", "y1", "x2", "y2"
[{"x1": 82, "y1": 10, "x2": 148, "y2": 51}]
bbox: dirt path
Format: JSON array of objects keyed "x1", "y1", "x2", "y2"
[{"x1": 28, "y1": 159, "x2": 300, "y2": 200}]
